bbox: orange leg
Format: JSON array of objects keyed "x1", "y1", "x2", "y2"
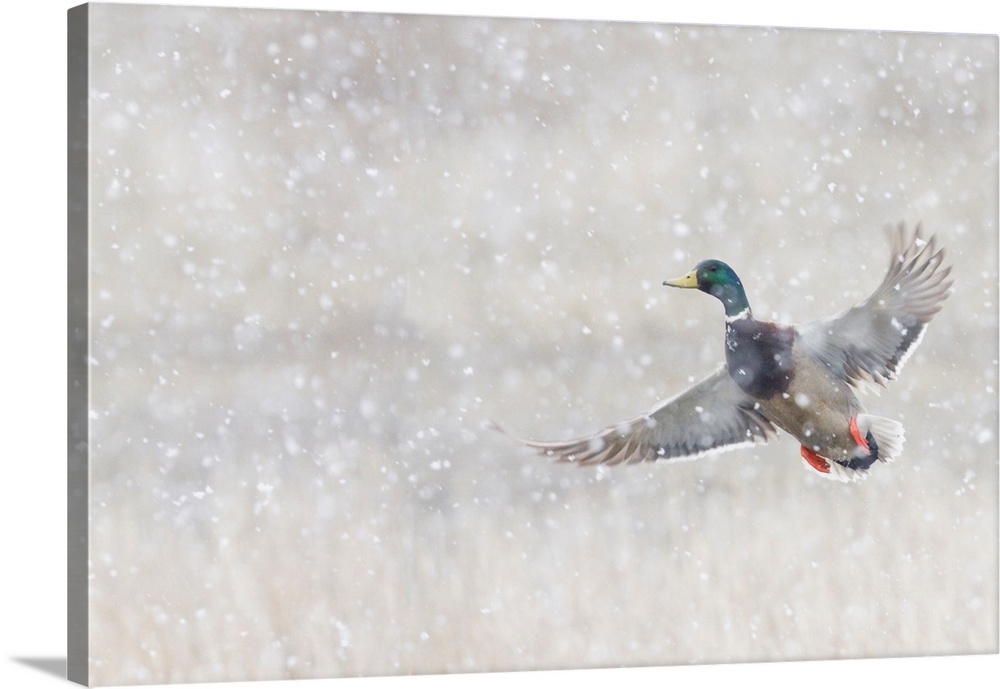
[
  {"x1": 800, "y1": 445, "x2": 830, "y2": 473},
  {"x1": 849, "y1": 416, "x2": 869, "y2": 451}
]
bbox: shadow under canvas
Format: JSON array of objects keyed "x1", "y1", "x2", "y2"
[{"x1": 13, "y1": 657, "x2": 67, "y2": 680}]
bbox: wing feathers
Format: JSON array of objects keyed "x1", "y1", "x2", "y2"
[
  {"x1": 493, "y1": 365, "x2": 778, "y2": 466},
  {"x1": 799, "y1": 223, "x2": 952, "y2": 390}
]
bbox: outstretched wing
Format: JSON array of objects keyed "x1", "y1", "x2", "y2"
[
  {"x1": 493, "y1": 365, "x2": 778, "y2": 466},
  {"x1": 798, "y1": 223, "x2": 952, "y2": 391}
]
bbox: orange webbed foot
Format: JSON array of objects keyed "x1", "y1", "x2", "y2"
[
  {"x1": 800, "y1": 445, "x2": 830, "y2": 474},
  {"x1": 849, "y1": 416, "x2": 870, "y2": 452}
]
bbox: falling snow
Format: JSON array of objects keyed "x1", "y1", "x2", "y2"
[{"x1": 85, "y1": 5, "x2": 998, "y2": 687}]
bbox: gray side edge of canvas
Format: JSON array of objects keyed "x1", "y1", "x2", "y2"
[{"x1": 67, "y1": 3, "x2": 89, "y2": 685}]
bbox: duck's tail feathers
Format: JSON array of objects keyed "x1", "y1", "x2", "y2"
[
  {"x1": 819, "y1": 415, "x2": 905, "y2": 482},
  {"x1": 857, "y1": 414, "x2": 905, "y2": 464}
]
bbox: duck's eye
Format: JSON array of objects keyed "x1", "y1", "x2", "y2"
[{"x1": 708, "y1": 265, "x2": 718, "y2": 272}]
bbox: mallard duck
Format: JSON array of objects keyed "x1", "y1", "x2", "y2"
[{"x1": 497, "y1": 224, "x2": 952, "y2": 482}]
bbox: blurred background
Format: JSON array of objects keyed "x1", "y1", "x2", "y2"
[{"x1": 86, "y1": 4, "x2": 997, "y2": 685}]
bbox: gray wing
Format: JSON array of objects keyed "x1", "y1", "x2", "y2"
[
  {"x1": 493, "y1": 365, "x2": 777, "y2": 466},
  {"x1": 798, "y1": 223, "x2": 952, "y2": 391}
]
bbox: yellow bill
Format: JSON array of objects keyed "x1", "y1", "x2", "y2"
[{"x1": 663, "y1": 270, "x2": 698, "y2": 288}]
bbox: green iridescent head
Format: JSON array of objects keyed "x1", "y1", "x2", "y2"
[{"x1": 663, "y1": 259, "x2": 751, "y2": 318}]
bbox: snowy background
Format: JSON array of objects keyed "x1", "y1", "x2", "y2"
[{"x1": 86, "y1": 5, "x2": 998, "y2": 685}]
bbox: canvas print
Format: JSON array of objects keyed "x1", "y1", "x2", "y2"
[{"x1": 69, "y1": 3, "x2": 999, "y2": 686}]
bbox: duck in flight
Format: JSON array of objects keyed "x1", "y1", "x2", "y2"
[{"x1": 496, "y1": 224, "x2": 952, "y2": 482}]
